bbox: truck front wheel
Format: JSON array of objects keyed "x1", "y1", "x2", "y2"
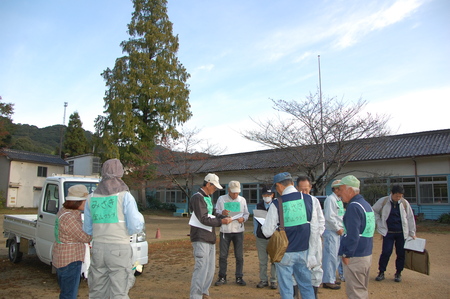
[{"x1": 8, "y1": 239, "x2": 23, "y2": 263}]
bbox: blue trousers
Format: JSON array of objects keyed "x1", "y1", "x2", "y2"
[
  {"x1": 56, "y1": 260, "x2": 82, "y2": 299},
  {"x1": 378, "y1": 232, "x2": 405, "y2": 272},
  {"x1": 276, "y1": 251, "x2": 314, "y2": 299},
  {"x1": 322, "y1": 229, "x2": 340, "y2": 283},
  {"x1": 218, "y1": 232, "x2": 244, "y2": 278}
]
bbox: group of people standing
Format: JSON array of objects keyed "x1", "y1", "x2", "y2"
[
  {"x1": 189, "y1": 172, "x2": 416, "y2": 299},
  {"x1": 48, "y1": 158, "x2": 416, "y2": 299},
  {"x1": 52, "y1": 159, "x2": 145, "y2": 299}
]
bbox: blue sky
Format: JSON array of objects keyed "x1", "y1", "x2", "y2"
[{"x1": 1, "y1": 0, "x2": 449, "y2": 154}]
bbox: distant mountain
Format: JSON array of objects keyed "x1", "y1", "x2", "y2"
[{"x1": 8, "y1": 123, "x2": 93, "y2": 155}]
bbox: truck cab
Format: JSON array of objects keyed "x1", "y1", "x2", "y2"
[
  {"x1": 4, "y1": 175, "x2": 148, "y2": 268},
  {"x1": 35, "y1": 176, "x2": 100, "y2": 265}
]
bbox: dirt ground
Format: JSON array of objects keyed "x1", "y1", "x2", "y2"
[{"x1": 1, "y1": 213, "x2": 449, "y2": 299}]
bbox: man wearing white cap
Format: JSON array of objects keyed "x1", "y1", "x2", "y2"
[
  {"x1": 189, "y1": 173, "x2": 232, "y2": 299},
  {"x1": 322, "y1": 180, "x2": 345, "y2": 290},
  {"x1": 214, "y1": 180, "x2": 250, "y2": 287},
  {"x1": 337, "y1": 175, "x2": 375, "y2": 299}
]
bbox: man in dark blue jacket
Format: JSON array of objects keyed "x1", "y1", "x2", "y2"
[{"x1": 337, "y1": 175, "x2": 375, "y2": 299}]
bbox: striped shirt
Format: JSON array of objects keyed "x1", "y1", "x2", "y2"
[{"x1": 52, "y1": 208, "x2": 92, "y2": 268}]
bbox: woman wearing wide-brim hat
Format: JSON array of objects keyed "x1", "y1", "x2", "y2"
[{"x1": 52, "y1": 184, "x2": 92, "y2": 299}]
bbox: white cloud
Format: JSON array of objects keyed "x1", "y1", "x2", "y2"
[
  {"x1": 255, "y1": 0, "x2": 426, "y2": 61},
  {"x1": 365, "y1": 86, "x2": 450, "y2": 134},
  {"x1": 197, "y1": 64, "x2": 214, "y2": 71},
  {"x1": 333, "y1": 0, "x2": 425, "y2": 49}
]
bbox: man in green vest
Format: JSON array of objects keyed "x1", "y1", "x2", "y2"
[
  {"x1": 337, "y1": 175, "x2": 375, "y2": 299},
  {"x1": 189, "y1": 173, "x2": 232, "y2": 299}
]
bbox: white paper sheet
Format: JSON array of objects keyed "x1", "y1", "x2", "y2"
[
  {"x1": 231, "y1": 213, "x2": 243, "y2": 220},
  {"x1": 254, "y1": 217, "x2": 265, "y2": 226},
  {"x1": 404, "y1": 237, "x2": 426, "y2": 252},
  {"x1": 189, "y1": 211, "x2": 215, "y2": 232},
  {"x1": 253, "y1": 210, "x2": 268, "y2": 219}
]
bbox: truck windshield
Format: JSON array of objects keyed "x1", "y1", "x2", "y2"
[{"x1": 63, "y1": 182, "x2": 99, "y2": 198}]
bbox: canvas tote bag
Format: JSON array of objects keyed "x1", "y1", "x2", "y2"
[
  {"x1": 405, "y1": 249, "x2": 430, "y2": 275},
  {"x1": 267, "y1": 196, "x2": 289, "y2": 263}
]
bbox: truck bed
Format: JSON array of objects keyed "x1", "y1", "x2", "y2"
[{"x1": 3, "y1": 214, "x2": 38, "y2": 240}]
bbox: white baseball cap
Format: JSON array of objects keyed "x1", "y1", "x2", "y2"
[
  {"x1": 204, "y1": 173, "x2": 223, "y2": 189},
  {"x1": 228, "y1": 181, "x2": 241, "y2": 193}
]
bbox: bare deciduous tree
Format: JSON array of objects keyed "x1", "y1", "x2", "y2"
[
  {"x1": 153, "y1": 127, "x2": 225, "y2": 211},
  {"x1": 242, "y1": 91, "x2": 390, "y2": 194}
]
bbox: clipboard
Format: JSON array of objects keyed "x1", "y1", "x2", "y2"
[{"x1": 404, "y1": 237, "x2": 426, "y2": 252}]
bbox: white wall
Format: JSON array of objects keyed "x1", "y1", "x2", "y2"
[{"x1": 8, "y1": 161, "x2": 65, "y2": 207}]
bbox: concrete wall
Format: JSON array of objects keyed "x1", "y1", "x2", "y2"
[
  {"x1": 8, "y1": 161, "x2": 65, "y2": 207},
  {"x1": 65, "y1": 154, "x2": 98, "y2": 176}
]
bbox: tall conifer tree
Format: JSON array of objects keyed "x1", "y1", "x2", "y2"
[
  {"x1": 95, "y1": 0, "x2": 191, "y2": 165},
  {"x1": 64, "y1": 112, "x2": 89, "y2": 157}
]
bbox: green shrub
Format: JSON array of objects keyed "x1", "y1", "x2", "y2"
[
  {"x1": 437, "y1": 212, "x2": 450, "y2": 224},
  {"x1": 145, "y1": 196, "x2": 176, "y2": 212}
]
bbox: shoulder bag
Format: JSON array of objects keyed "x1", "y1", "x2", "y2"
[{"x1": 267, "y1": 197, "x2": 289, "y2": 263}]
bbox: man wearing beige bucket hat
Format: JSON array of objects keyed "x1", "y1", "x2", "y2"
[{"x1": 52, "y1": 184, "x2": 92, "y2": 299}]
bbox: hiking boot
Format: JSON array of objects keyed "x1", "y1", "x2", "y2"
[
  {"x1": 270, "y1": 282, "x2": 278, "y2": 289},
  {"x1": 375, "y1": 272, "x2": 385, "y2": 281},
  {"x1": 214, "y1": 277, "x2": 227, "y2": 286},
  {"x1": 323, "y1": 282, "x2": 341, "y2": 290},
  {"x1": 256, "y1": 281, "x2": 268, "y2": 288},
  {"x1": 394, "y1": 272, "x2": 402, "y2": 282},
  {"x1": 236, "y1": 277, "x2": 246, "y2": 286}
]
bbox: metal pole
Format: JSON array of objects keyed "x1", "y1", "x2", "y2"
[
  {"x1": 318, "y1": 55, "x2": 325, "y2": 194},
  {"x1": 58, "y1": 102, "x2": 68, "y2": 157}
]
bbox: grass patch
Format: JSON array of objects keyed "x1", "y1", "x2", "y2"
[{"x1": 417, "y1": 220, "x2": 450, "y2": 233}]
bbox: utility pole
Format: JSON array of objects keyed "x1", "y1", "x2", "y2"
[
  {"x1": 58, "y1": 102, "x2": 68, "y2": 158},
  {"x1": 318, "y1": 55, "x2": 325, "y2": 195}
]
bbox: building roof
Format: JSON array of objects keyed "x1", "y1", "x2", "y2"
[
  {"x1": 0, "y1": 148, "x2": 68, "y2": 166},
  {"x1": 157, "y1": 129, "x2": 450, "y2": 175}
]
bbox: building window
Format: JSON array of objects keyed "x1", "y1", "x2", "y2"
[
  {"x1": 68, "y1": 161, "x2": 74, "y2": 174},
  {"x1": 390, "y1": 177, "x2": 417, "y2": 204},
  {"x1": 157, "y1": 189, "x2": 183, "y2": 203},
  {"x1": 37, "y1": 166, "x2": 48, "y2": 177},
  {"x1": 92, "y1": 157, "x2": 101, "y2": 174},
  {"x1": 361, "y1": 175, "x2": 448, "y2": 205},
  {"x1": 242, "y1": 183, "x2": 259, "y2": 204},
  {"x1": 419, "y1": 176, "x2": 448, "y2": 204}
]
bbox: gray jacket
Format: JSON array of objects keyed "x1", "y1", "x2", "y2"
[{"x1": 372, "y1": 195, "x2": 416, "y2": 239}]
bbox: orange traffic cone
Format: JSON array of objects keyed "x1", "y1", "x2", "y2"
[{"x1": 155, "y1": 227, "x2": 161, "y2": 239}]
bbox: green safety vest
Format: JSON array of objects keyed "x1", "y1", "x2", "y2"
[
  {"x1": 337, "y1": 200, "x2": 345, "y2": 217},
  {"x1": 344, "y1": 201, "x2": 375, "y2": 238}
]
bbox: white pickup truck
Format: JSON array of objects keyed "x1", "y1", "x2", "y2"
[{"x1": 3, "y1": 175, "x2": 148, "y2": 270}]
